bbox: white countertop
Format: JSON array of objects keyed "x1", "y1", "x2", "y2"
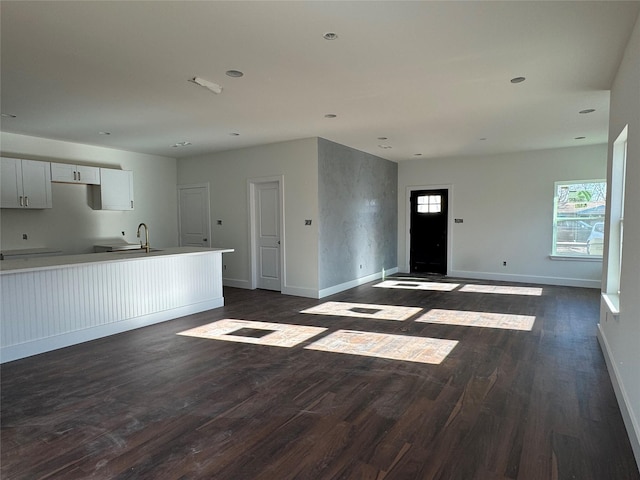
[{"x1": 0, "y1": 246, "x2": 234, "y2": 274}]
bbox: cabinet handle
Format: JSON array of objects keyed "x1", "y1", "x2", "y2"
[
  {"x1": 19, "y1": 196, "x2": 24, "y2": 206},
  {"x1": 78, "y1": 171, "x2": 81, "y2": 181},
  {"x1": 25, "y1": 196, "x2": 29, "y2": 207},
  {"x1": 130, "y1": 200, "x2": 133, "y2": 209},
  {"x1": 73, "y1": 171, "x2": 77, "y2": 181}
]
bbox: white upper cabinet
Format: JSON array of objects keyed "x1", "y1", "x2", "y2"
[
  {"x1": 51, "y1": 163, "x2": 100, "y2": 185},
  {"x1": 1, "y1": 157, "x2": 52, "y2": 209},
  {"x1": 93, "y1": 168, "x2": 134, "y2": 210}
]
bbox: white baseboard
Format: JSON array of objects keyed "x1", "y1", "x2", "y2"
[
  {"x1": 0, "y1": 298, "x2": 224, "y2": 364},
  {"x1": 282, "y1": 285, "x2": 319, "y2": 298},
  {"x1": 223, "y1": 278, "x2": 251, "y2": 289},
  {"x1": 448, "y1": 269, "x2": 601, "y2": 289},
  {"x1": 318, "y1": 267, "x2": 399, "y2": 299},
  {"x1": 239, "y1": 268, "x2": 401, "y2": 299},
  {"x1": 597, "y1": 324, "x2": 640, "y2": 469}
]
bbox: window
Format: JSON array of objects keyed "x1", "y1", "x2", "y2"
[
  {"x1": 553, "y1": 180, "x2": 606, "y2": 257},
  {"x1": 417, "y1": 194, "x2": 441, "y2": 213},
  {"x1": 618, "y1": 140, "x2": 627, "y2": 287},
  {"x1": 606, "y1": 127, "x2": 628, "y2": 298}
]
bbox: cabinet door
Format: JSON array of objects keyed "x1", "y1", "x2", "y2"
[
  {"x1": 97, "y1": 169, "x2": 133, "y2": 210},
  {"x1": 76, "y1": 165, "x2": 100, "y2": 185},
  {"x1": 51, "y1": 163, "x2": 77, "y2": 183},
  {"x1": 21, "y1": 160, "x2": 52, "y2": 209},
  {"x1": 1, "y1": 157, "x2": 23, "y2": 208}
]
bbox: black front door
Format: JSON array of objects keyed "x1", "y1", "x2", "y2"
[{"x1": 410, "y1": 189, "x2": 448, "y2": 274}]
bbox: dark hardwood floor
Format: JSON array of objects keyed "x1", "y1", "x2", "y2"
[{"x1": 1, "y1": 277, "x2": 638, "y2": 479}]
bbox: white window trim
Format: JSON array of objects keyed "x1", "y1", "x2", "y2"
[{"x1": 551, "y1": 179, "x2": 606, "y2": 259}]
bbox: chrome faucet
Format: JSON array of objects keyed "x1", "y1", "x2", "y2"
[{"x1": 137, "y1": 223, "x2": 150, "y2": 253}]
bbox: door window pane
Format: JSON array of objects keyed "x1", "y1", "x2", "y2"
[{"x1": 417, "y1": 195, "x2": 441, "y2": 213}]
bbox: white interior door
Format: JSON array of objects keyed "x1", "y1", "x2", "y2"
[
  {"x1": 178, "y1": 184, "x2": 211, "y2": 247},
  {"x1": 255, "y1": 182, "x2": 281, "y2": 291}
]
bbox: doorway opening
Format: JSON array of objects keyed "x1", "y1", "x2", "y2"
[{"x1": 409, "y1": 188, "x2": 449, "y2": 275}]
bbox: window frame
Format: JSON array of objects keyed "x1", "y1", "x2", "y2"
[
  {"x1": 416, "y1": 194, "x2": 442, "y2": 214},
  {"x1": 552, "y1": 179, "x2": 607, "y2": 259}
]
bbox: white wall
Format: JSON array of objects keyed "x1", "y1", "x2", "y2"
[
  {"x1": 0, "y1": 132, "x2": 178, "y2": 254},
  {"x1": 398, "y1": 145, "x2": 607, "y2": 287},
  {"x1": 177, "y1": 138, "x2": 319, "y2": 296},
  {"x1": 599, "y1": 13, "x2": 640, "y2": 467}
]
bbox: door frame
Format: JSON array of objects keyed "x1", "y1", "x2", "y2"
[
  {"x1": 248, "y1": 175, "x2": 285, "y2": 291},
  {"x1": 177, "y1": 183, "x2": 211, "y2": 247},
  {"x1": 405, "y1": 184, "x2": 453, "y2": 274}
]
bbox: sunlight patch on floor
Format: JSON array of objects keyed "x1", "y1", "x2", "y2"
[
  {"x1": 459, "y1": 284, "x2": 543, "y2": 296},
  {"x1": 301, "y1": 301, "x2": 422, "y2": 321},
  {"x1": 177, "y1": 319, "x2": 327, "y2": 348},
  {"x1": 374, "y1": 280, "x2": 460, "y2": 291},
  {"x1": 416, "y1": 309, "x2": 535, "y2": 331},
  {"x1": 305, "y1": 330, "x2": 458, "y2": 364}
]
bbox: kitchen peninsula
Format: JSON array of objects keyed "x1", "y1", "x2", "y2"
[{"x1": 0, "y1": 247, "x2": 233, "y2": 363}]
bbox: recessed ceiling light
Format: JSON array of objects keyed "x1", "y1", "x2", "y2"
[
  {"x1": 414, "y1": 153, "x2": 423, "y2": 156},
  {"x1": 574, "y1": 136, "x2": 586, "y2": 140},
  {"x1": 229, "y1": 132, "x2": 240, "y2": 136},
  {"x1": 377, "y1": 137, "x2": 388, "y2": 140},
  {"x1": 510, "y1": 76, "x2": 526, "y2": 84},
  {"x1": 226, "y1": 70, "x2": 244, "y2": 78},
  {"x1": 378, "y1": 145, "x2": 392, "y2": 150},
  {"x1": 171, "y1": 141, "x2": 192, "y2": 147},
  {"x1": 98, "y1": 131, "x2": 111, "y2": 135},
  {"x1": 323, "y1": 32, "x2": 338, "y2": 40},
  {"x1": 1, "y1": 113, "x2": 17, "y2": 118},
  {"x1": 579, "y1": 109, "x2": 596, "y2": 114},
  {"x1": 324, "y1": 114, "x2": 337, "y2": 118}
]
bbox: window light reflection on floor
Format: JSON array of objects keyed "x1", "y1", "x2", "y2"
[
  {"x1": 305, "y1": 330, "x2": 458, "y2": 364},
  {"x1": 374, "y1": 280, "x2": 459, "y2": 291},
  {"x1": 177, "y1": 319, "x2": 327, "y2": 348},
  {"x1": 459, "y1": 284, "x2": 543, "y2": 296},
  {"x1": 301, "y1": 301, "x2": 421, "y2": 321},
  {"x1": 178, "y1": 320, "x2": 457, "y2": 364},
  {"x1": 417, "y1": 309, "x2": 535, "y2": 331}
]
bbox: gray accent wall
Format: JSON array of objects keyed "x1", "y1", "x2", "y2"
[{"x1": 318, "y1": 138, "x2": 397, "y2": 289}]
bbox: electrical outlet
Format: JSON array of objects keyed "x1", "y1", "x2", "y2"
[
  {"x1": 217, "y1": 220, "x2": 222, "y2": 225},
  {"x1": 503, "y1": 261, "x2": 507, "y2": 266},
  {"x1": 121, "y1": 231, "x2": 125, "y2": 236},
  {"x1": 305, "y1": 219, "x2": 312, "y2": 226},
  {"x1": 22, "y1": 233, "x2": 28, "y2": 240}
]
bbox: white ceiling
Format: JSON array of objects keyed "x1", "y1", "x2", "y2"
[{"x1": 1, "y1": 1, "x2": 639, "y2": 161}]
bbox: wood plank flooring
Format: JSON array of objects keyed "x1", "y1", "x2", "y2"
[{"x1": 1, "y1": 277, "x2": 638, "y2": 479}]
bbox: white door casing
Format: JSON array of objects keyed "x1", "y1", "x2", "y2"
[
  {"x1": 404, "y1": 184, "x2": 453, "y2": 274},
  {"x1": 178, "y1": 184, "x2": 211, "y2": 247},
  {"x1": 249, "y1": 177, "x2": 284, "y2": 292}
]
